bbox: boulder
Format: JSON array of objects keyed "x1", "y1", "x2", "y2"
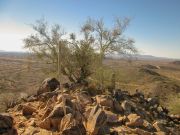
[
  {"x1": 37, "y1": 78, "x2": 60, "y2": 95},
  {"x1": 126, "y1": 114, "x2": 144, "y2": 127},
  {"x1": 22, "y1": 104, "x2": 36, "y2": 116},
  {"x1": 96, "y1": 95, "x2": 113, "y2": 108},
  {"x1": 59, "y1": 113, "x2": 86, "y2": 135},
  {"x1": 0, "y1": 113, "x2": 17, "y2": 135},
  {"x1": 86, "y1": 105, "x2": 107, "y2": 135}
]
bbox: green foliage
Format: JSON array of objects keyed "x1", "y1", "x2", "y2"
[
  {"x1": 81, "y1": 18, "x2": 138, "y2": 87},
  {"x1": 24, "y1": 17, "x2": 137, "y2": 84},
  {"x1": 23, "y1": 19, "x2": 96, "y2": 83}
]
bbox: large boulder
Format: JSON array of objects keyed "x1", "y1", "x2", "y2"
[
  {"x1": 0, "y1": 113, "x2": 17, "y2": 135},
  {"x1": 22, "y1": 104, "x2": 36, "y2": 116},
  {"x1": 86, "y1": 105, "x2": 107, "y2": 135},
  {"x1": 59, "y1": 113, "x2": 86, "y2": 135},
  {"x1": 37, "y1": 78, "x2": 60, "y2": 95}
]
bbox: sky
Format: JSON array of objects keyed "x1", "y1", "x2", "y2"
[{"x1": 0, "y1": 0, "x2": 180, "y2": 58}]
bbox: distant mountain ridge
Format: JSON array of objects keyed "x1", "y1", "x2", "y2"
[
  {"x1": 106, "y1": 54, "x2": 180, "y2": 61},
  {"x1": 0, "y1": 51, "x2": 179, "y2": 61},
  {"x1": 0, "y1": 51, "x2": 28, "y2": 58}
]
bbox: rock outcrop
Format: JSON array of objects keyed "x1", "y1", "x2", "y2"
[
  {"x1": 2, "y1": 79, "x2": 179, "y2": 135},
  {"x1": 37, "y1": 78, "x2": 60, "y2": 95}
]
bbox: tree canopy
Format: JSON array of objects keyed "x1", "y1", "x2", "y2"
[{"x1": 24, "y1": 18, "x2": 138, "y2": 84}]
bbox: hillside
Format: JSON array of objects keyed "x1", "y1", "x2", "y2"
[
  {"x1": 0, "y1": 56, "x2": 46, "y2": 112},
  {"x1": 0, "y1": 52, "x2": 180, "y2": 114}
]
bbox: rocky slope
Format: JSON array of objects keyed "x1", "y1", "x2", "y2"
[{"x1": 0, "y1": 78, "x2": 180, "y2": 135}]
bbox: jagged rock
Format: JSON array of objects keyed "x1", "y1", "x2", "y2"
[
  {"x1": 37, "y1": 78, "x2": 60, "y2": 95},
  {"x1": 86, "y1": 105, "x2": 107, "y2": 135},
  {"x1": 118, "y1": 115, "x2": 127, "y2": 124},
  {"x1": 96, "y1": 95, "x2": 113, "y2": 108},
  {"x1": 48, "y1": 104, "x2": 73, "y2": 119},
  {"x1": 143, "y1": 120, "x2": 154, "y2": 131},
  {"x1": 153, "y1": 121, "x2": 167, "y2": 132},
  {"x1": 39, "y1": 91, "x2": 58, "y2": 101},
  {"x1": 0, "y1": 113, "x2": 17, "y2": 135},
  {"x1": 29, "y1": 119, "x2": 36, "y2": 127},
  {"x1": 133, "y1": 128, "x2": 153, "y2": 135},
  {"x1": 59, "y1": 113, "x2": 86, "y2": 135},
  {"x1": 22, "y1": 104, "x2": 36, "y2": 116},
  {"x1": 26, "y1": 95, "x2": 38, "y2": 102},
  {"x1": 126, "y1": 114, "x2": 144, "y2": 127},
  {"x1": 147, "y1": 97, "x2": 159, "y2": 107},
  {"x1": 57, "y1": 94, "x2": 73, "y2": 103},
  {"x1": 39, "y1": 103, "x2": 74, "y2": 130},
  {"x1": 113, "y1": 100, "x2": 123, "y2": 113},
  {"x1": 155, "y1": 131, "x2": 166, "y2": 135},
  {"x1": 121, "y1": 100, "x2": 134, "y2": 114},
  {"x1": 4, "y1": 79, "x2": 180, "y2": 135},
  {"x1": 76, "y1": 92, "x2": 93, "y2": 106},
  {"x1": 84, "y1": 106, "x2": 92, "y2": 119},
  {"x1": 23, "y1": 126, "x2": 53, "y2": 135},
  {"x1": 41, "y1": 107, "x2": 53, "y2": 120},
  {"x1": 0, "y1": 113, "x2": 13, "y2": 131},
  {"x1": 105, "y1": 111, "x2": 119, "y2": 123},
  {"x1": 39, "y1": 118, "x2": 51, "y2": 130}
]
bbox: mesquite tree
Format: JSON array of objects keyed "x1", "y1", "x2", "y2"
[
  {"x1": 24, "y1": 19, "x2": 95, "y2": 83},
  {"x1": 81, "y1": 18, "x2": 138, "y2": 87}
]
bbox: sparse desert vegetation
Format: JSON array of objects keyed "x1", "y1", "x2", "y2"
[
  {"x1": 0, "y1": 53, "x2": 180, "y2": 115},
  {"x1": 0, "y1": 55, "x2": 46, "y2": 111},
  {"x1": 1, "y1": 1, "x2": 180, "y2": 134}
]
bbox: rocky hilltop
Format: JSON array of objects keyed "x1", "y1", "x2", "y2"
[{"x1": 0, "y1": 78, "x2": 179, "y2": 135}]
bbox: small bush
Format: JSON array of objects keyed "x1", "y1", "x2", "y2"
[{"x1": 166, "y1": 93, "x2": 180, "y2": 114}]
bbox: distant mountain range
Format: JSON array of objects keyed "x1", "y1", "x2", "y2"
[
  {"x1": 106, "y1": 54, "x2": 180, "y2": 61},
  {"x1": 133, "y1": 54, "x2": 180, "y2": 61},
  {"x1": 0, "y1": 51, "x2": 179, "y2": 61},
  {"x1": 0, "y1": 51, "x2": 28, "y2": 57}
]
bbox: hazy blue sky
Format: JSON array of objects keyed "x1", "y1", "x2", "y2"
[{"x1": 0, "y1": 0, "x2": 180, "y2": 58}]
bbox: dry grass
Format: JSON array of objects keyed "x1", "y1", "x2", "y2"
[
  {"x1": 0, "y1": 54, "x2": 180, "y2": 114},
  {"x1": 0, "y1": 56, "x2": 47, "y2": 112},
  {"x1": 93, "y1": 58, "x2": 180, "y2": 114}
]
